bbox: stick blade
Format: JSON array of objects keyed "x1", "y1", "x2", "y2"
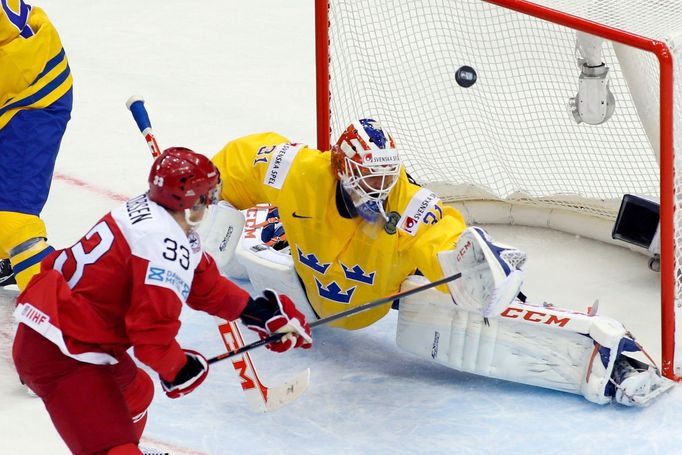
[
  {"x1": 247, "y1": 368, "x2": 310, "y2": 412},
  {"x1": 216, "y1": 318, "x2": 310, "y2": 412}
]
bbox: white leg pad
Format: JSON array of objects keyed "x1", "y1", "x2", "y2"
[
  {"x1": 396, "y1": 275, "x2": 639, "y2": 405},
  {"x1": 197, "y1": 201, "x2": 246, "y2": 277},
  {"x1": 235, "y1": 205, "x2": 318, "y2": 322}
]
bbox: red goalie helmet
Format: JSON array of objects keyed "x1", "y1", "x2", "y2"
[
  {"x1": 148, "y1": 147, "x2": 221, "y2": 211},
  {"x1": 331, "y1": 119, "x2": 401, "y2": 204}
]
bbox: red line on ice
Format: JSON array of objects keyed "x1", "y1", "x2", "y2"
[{"x1": 54, "y1": 172, "x2": 130, "y2": 202}]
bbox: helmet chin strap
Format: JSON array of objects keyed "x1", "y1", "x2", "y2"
[{"x1": 377, "y1": 200, "x2": 389, "y2": 222}]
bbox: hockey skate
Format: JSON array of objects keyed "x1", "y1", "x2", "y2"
[
  {"x1": 0, "y1": 259, "x2": 16, "y2": 287},
  {"x1": 611, "y1": 356, "x2": 675, "y2": 406}
]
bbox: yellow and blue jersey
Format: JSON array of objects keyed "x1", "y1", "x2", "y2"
[
  {"x1": 0, "y1": 1, "x2": 72, "y2": 129},
  {"x1": 212, "y1": 133, "x2": 468, "y2": 330},
  {"x1": 0, "y1": 1, "x2": 73, "y2": 290}
]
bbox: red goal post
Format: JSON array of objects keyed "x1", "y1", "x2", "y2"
[{"x1": 315, "y1": 0, "x2": 681, "y2": 379}]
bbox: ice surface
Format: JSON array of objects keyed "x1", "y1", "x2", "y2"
[{"x1": 1, "y1": 1, "x2": 680, "y2": 454}]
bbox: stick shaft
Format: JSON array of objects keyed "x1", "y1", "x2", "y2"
[
  {"x1": 126, "y1": 96, "x2": 162, "y2": 157},
  {"x1": 310, "y1": 272, "x2": 460, "y2": 329}
]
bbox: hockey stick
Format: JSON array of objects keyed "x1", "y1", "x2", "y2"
[
  {"x1": 125, "y1": 95, "x2": 309, "y2": 412},
  {"x1": 206, "y1": 271, "x2": 462, "y2": 364},
  {"x1": 125, "y1": 96, "x2": 161, "y2": 158}
]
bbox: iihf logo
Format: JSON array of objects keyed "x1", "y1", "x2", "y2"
[{"x1": 153, "y1": 175, "x2": 164, "y2": 187}]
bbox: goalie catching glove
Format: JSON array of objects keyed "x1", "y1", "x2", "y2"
[
  {"x1": 438, "y1": 226, "x2": 526, "y2": 318},
  {"x1": 240, "y1": 289, "x2": 313, "y2": 352},
  {"x1": 160, "y1": 349, "x2": 209, "y2": 399}
]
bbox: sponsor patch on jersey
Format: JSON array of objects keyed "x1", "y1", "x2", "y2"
[
  {"x1": 15, "y1": 302, "x2": 50, "y2": 330},
  {"x1": 398, "y1": 188, "x2": 440, "y2": 236},
  {"x1": 264, "y1": 143, "x2": 304, "y2": 189},
  {"x1": 188, "y1": 231, "x2": 201, "y2": 253},
  {"x1": 145, "y1": 264, "x2": 191, "y2": 301}
]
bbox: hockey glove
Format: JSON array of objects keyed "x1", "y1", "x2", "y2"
[
  {"x1": 438, "y1": 226, "x2": 526, "y2": 318},
  {"x1": 240, "y1": 289, "x2": 313, "y2": 353},
  {"x1": 160, "y1": 350, "x2": 209, "y2": 399}
]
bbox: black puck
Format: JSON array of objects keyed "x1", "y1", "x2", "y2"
[{"x1": 455, "y1": 65, "x2": 477, "y2": 88}]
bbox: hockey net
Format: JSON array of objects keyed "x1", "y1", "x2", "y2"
[{"x1": 315, "y1": 0, "x2": 682, "y2": 378}]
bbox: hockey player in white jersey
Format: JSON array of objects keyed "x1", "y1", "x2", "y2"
[
  {"x1": 200, "y1": 118, "x2": 673, "y2": 407},
  {"x1": 13, "y1": 147, "x2": 312, "y2": 454}
]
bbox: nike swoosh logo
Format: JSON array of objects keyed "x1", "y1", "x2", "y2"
[{"x1": 292, "y1": 212, "x2": 312, "y2": 219}]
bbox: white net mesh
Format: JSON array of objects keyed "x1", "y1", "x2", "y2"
[
  {"x1": 326, "y1": 0, "x2": 681, "y2": 216},
  {"x1": 323, "y1": 0, "x2": 682, "y2": 374}
]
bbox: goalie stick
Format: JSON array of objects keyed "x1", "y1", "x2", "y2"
[
  {"x1": 125, "y1": 95, "x2": 309, "y2": 412},
  {"x1": 206, "y1": 271, "x2": 463, "y2": 364}
]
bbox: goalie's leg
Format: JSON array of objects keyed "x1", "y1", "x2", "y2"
[
  {"x1": 395, "y1": 275, "x2": 674, "y2": 406},
  {"x1": 196, "y1": 200, "x2": 246, "y2": 277},
  {"x1": 198, "y1": 203, "x2": 317, "y2": 319},
  {"x1": 611, "y1": 354, "x2": 674, "y2": 406},
  {"x1": 232, "y1": 205, "x2": 319, "y2": 322}
]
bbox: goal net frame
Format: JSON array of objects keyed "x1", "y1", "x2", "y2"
[{"x1": 314, "y1": 0, "x2": 679, "y2": 379}]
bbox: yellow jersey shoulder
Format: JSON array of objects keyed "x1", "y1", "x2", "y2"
[{"x1": 1, "y1": 3, "x2": 73, "y2": 127}]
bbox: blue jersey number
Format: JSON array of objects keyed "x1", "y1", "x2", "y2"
[{"x1": 253, "y1": 144, "x2": 276, "y2": 165}]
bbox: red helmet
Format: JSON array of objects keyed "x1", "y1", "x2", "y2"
[
  {"x1": 331, "y1": 119, "x2": 401, "y2": 204},
  {"x1": 148, "y1": 147, "x2": 221, "y2": 211}
]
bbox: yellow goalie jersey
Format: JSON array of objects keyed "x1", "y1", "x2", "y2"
[
  {"x1": 1, "y1": 1, "x2": 72, "y2": 128},
  {"x1": 213, "y1": 132, "x2": 467, "y2": 330}
]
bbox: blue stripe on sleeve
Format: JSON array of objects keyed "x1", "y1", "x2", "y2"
[
  {"x1": 29, "y1": 48, "x2": 66, "y2": 86},
  {"x1": 0, "y1": 63, "x2": 71, "y2": 116}
]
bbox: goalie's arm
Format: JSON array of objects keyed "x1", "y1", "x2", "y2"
[
  {"x1": 437, "y1": 226, "x2": 526, "y2": 318},
  {"x1": 396, "y1": 195, "x2": 464, "y2": 292},
  {"x1": 204, "y1": 133, "x2": 304, "y2": 268},
  {"x1": 397, "y1": 204, "x2": 525, "y2": 319},
  {"x1": 210, "y1": 132, "x2": 291, "y2": 210}
]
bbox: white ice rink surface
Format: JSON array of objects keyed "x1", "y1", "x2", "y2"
[{"x1": 2, "y1": 1, "x2": 682, "y2": 454}]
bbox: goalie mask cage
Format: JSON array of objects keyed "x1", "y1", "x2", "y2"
[{"x1": 315, "y1": 0, "x2": 682, "y2": 379}]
